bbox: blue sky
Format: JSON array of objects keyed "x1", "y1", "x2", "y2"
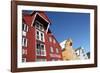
[{"x1": 45, "y1": 11, "x2": 90, "y2": 53}]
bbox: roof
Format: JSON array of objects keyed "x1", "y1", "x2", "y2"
[{"x1": 22, "y1": 10, "x2": 51, "y2": 24}]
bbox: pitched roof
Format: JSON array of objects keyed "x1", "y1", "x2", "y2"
[{"x1": 23, "y1": 10, "x2": 51, "y2": 24}]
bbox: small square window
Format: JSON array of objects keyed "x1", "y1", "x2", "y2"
[{"x1": 22, "y1": 49, "x2": 27, "y2": 55}]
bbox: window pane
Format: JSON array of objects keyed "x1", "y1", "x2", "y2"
[
  {"x1": 22, "y1": 58, "x2": 26, "y2": 62},
  {"x1": 40, "y1": 24, "x2": 43, "y2": 30},
  {"x1": 56, "y1": 48, "x2": 59, "y2": 53},
  {"x1": 22, "y1": 23, "x2": 28, "y2": 32},
  {"x1": 50, "y1": 47, "x2": 53, "y2": 53},
  {"x1": 22, "y1": 23, "x2": 24, "y2": 31},
  {"x1": 53, "y1": 39, "x2": 56, "y2": 44},
  {"x1": 41, "y1": 33, "x2": 43, "y2": 41},
  {"x1": 35, "y1": 21, "x2": 39, "y2": 29},
  {"x1": 36, "y1": 31, "x2": 39, "y2": 40},
  {"x1": 22, "y1": 37, "x2": 27, "y2": 47},
  {"x1": 49, "y1": 37, "x2": 52, "y2": 42}
]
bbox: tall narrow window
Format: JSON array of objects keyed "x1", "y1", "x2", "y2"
[
  {"x1": 53, "y1": 39, "x2": 56, "y2": 44},
  {"x1": 36, "y1": 29, "x2": 44, "y2": 42},
  {"x1": 49, "y1": 37, "x2": 52, "y2": 42},
  {"x1": 36, "y1": 42, "x2": 46, "y2": 56},
  {"x1": 36, "y1": 31, "x2": 39, "y2": 40},
  {"x1": 36, "y1": 43, "x2": 41, "y2": 55},
  {"x1": 56, "y1": 48, "x2": 59, "y2": 53},
  {"x1": 50, "y1": 47, "x2": 53, "y2": 53},
  {"x1": 22, "y1": 37, "x2": 27, "y2": 47},
  {"x1": 41, "y1": 33, "x2": 43, "y2": 41},
  {"x1": 22, "y1": 23, "x2": 28, "y2": 32},
  {"x1": 41, "y1": 44, "x2": 45, "y2": 56}
]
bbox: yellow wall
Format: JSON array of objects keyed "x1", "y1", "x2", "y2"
[{"x1": 62, "y1": 39, "x2": 78, "y2": 60}]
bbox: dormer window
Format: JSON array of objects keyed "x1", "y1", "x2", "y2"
[{"x1": 35, "y1": 20, "x2": 44, "y2": 31}]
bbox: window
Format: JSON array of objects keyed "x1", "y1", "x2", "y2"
[
  {"x1": 36, "y1": 43, "x2": 46, "y2": 56},
  {"x1": 41, "y1": 33, "x2": 43, "y2": 41},
  {"x1": 22, "y1": 37, "x2": 27, "y2": 47},
  {"x1": 36, "y1": 29, "x2": 44, "y2": 42},
  {"x1": 70, "y1": 42, "x2": 72, "y2": 46},
  {"x1": 53, "y1": 39, "x2": 56, "y2": 44},
  {"x1": 22, "y1": 58, "x2": 26, "y2": 62},
  {"x1": 50, "y1": 47, "x2": 53, "y2": 53},
  {"x1": 76, "y1": 50, "x2": 80, "y2": 56},
  {"x1": 36, "y1": 31, "x2": 39, "y2": 40},
  {"x1": 41, "y1": 44, "x2": 45, "y2": 56},
  {"x1": 35, "y1": 20, "x2": 44, "y2": 31},
  {"x1": 22, "y1": 49, "x2": 27, "y2": 55},
  {"x1": 22, "y1": 23, "x2": 28, "y2": 32},
  {"x1": 49, "y1": 37, "x2": 52, "y2": 42},
  {"x1": 56, "y1": 48, "x2": 59, "y2": 53}
]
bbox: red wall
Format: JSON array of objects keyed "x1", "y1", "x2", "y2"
[{"x1": 23, "y1": 11, "x2": 63, "y2": 62}]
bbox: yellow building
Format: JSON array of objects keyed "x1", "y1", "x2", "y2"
[{"x1": 61, "y1": 38, "x2": 78, "y2": 60}]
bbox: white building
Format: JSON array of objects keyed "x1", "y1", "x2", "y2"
[
  {"x1": 75, "y1": 47, "x2": 88, "y2": 60},
  {"x1": 60, "y1": 40, "x2": 66, "y2": 49}
]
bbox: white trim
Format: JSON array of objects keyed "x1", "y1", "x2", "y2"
[
  {"x1": 31, "y1": 12, "x2": 50, "y2": 28},
  {"x1": 36, "y1": 29, "x2": 45, "y2": 42},
  {"x1": 22, "y1": 49, "x2": 27, "y2": 55},
  {"x1": 49, "y1": 36, "x2": 52, "y2": 42},
  {"x1": 35, "y1": 20, "x2": 44, "y2": 31},
  {"x1": 50, "y1": 47, "x2": 54, "y2": 53},
  {"x1": 31, "y1": 13, "x2": 38, "y2": 27},
  {"x1": 22, "y1": 37, "x2": 28, "y2": 47},
  {"x1": 36, "y1": 42, "x2": 46, "y2": 56},
  {"x1": 46, "y1": 23, "x2": 50, "y2": 33},
  {"x1": 56, "y1": 48, "x2": 59, "y2": 53},
  {"x1": 36, "y1": 12, "x2": 50, "y2": 24},
  {"x1": 22, "y1": 31, "x2": 26, "y2": 36}
]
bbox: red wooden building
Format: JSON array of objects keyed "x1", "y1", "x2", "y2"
[{"x1": 22, "y1": 11, "x2": 63, "y2": 62}]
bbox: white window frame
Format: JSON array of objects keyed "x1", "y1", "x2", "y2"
[
  {"x1": 22, "y1": 58, "x2": 26, "y2": 62},
  {"x1": 22, "y1": 23, "x2": 28, "y2": 32},
  {"x1": 22, "y1": 37, "x2": 28, "y2": 47},
  {"x1": 36, "y1": 43, "x2": 46, "y2": 56},
  {"x1": 56, "y1": 48, "x2": 59, "y2": 53},
  {"x1": 50, "y1": 47, "x2": 54, "y2": 53},
  {"x1": 36, "y1": 29, "x2": 45, "y2": 42},
  {"x1": 49, "y1": 37, "x2": 52, "y2": 42},
  {"x1": 53, "y1": 39, "x2": 56, "y2": 44},
  {"x1": 35, "y1": 20, "x2": 44, "y2": 31},
  {"x1": 22, "y1": 49, "x2": 27, "y2": 55}
]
